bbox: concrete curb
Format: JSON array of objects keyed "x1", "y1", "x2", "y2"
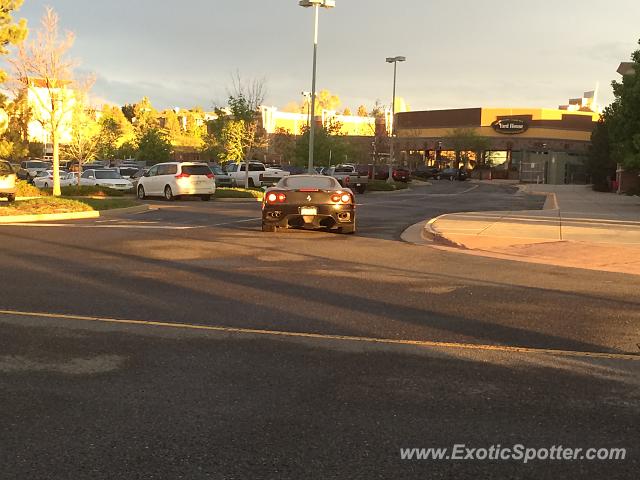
[
  {"x1": 421, "y1": 215, "x2": 469, "y2": 249},
  {"x1": 0, "y1": 204, "x2": 150, "y2": 224}
]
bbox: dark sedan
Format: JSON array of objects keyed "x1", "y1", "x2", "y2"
[
  {"x1": 262, "y1": 175, "x2": 356, "y2": 234},
  {"x1": 436, "y1": 168, "x2": 468, "y2": 181},
  {"x1": 413, "y1": 165, "x2": 440, "y2": 179}
]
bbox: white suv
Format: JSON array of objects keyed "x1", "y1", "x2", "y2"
[{"x1": 137, "y1": 162, "x2": 215, "y2": 201}]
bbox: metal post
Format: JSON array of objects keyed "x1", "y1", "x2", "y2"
[
  {"x1": 388, "y1": 61, "x2": 398, "y2": 183},
  {"x1": 308, "y1": 4, "x2": 319, "y2": 174}
]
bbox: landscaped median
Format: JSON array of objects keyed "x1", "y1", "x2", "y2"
[
  {"x1": 0, "y1": 197, "x2": 144, "y2": 223},
  {"x1": 214, "y1": 187, "x2": 264, "y2": 201},
  {"x1": 367, "y1": 180, "x2": 409, "y2": 192}
]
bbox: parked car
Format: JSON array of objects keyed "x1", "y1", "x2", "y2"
[
  {"x1": 413, "y1": 165, "x2": 440, "y2": 179},
  {"x1": 0, "y1": 160, "x2": 17, "y2": 202},
  {"x1": 375, "y1": 165, "x2": 411, "y2": 182},
  {"x1": 282, "y1": 165, "x2": 307, "y2": 175},
  {"x1": 262, "y1": 174, "x2": 355, "y2": 234},
  {"x1": 115, "y1": 166, "x2": 141, "y2": 179},
  {"x1": 224, "y1": 161, "x2": 289, "y2": 188},
  {"x1": 209, "y1": 164, "x2": 233, "y2": 187},
  {"x1": 436, "y1": 167, "x2": 468, "y2": 181},
  {"x1": 17, "y1": 160, "x2": 49, "y2": 181},
  {"x1": 130, "y1": 168, "x2": 148, "y2": 189},
  {"x1": 80, "y1": 169, "x2": 134, "y2": 190},
  {"x1": 33, "y1": 170, "x2": 77, "y2": 189},
  {"x1": 324, "y1": 164, "x2": 368, "y2": 194},
  {"x1": 136, "y1": 162, "x2": 215, "y2": 201}
]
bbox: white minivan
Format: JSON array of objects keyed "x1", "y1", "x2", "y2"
[{"x1": 137, "y1": 162, "x2": 215, "y2": 201}]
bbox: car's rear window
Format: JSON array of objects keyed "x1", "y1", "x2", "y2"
[
  {"x1": 26, "y1": 162, "x2": 47, "y2": 169},
  {"x1": 182, "y1": 165, "x2": 211, "y2": 176},
  {"x1": 282, "y1": 176, "x2": 339, "y2": 190}
]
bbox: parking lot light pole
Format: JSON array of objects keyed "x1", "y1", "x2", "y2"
[
  {"x1": 386, "y1": 56, "x2": 406, "y2": 183},
  {"x1": 299, "y1": 0, "x2": 335, "y2": 174}
]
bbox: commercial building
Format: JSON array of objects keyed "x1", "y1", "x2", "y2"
[{"x1": 395, "y1": 101, "x2": 600, "y2": 184}]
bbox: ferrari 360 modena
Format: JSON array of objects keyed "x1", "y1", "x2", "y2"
[{"x1": 261, "y1": 174, "x2": 356, "y2": 234}]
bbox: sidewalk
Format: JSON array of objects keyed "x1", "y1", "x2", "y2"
[{"x1": 424, "y1": 185, "x2": 640, "y2": 275}]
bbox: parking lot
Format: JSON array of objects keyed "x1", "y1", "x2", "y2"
[{"x1": 1, "y1": 181, "x2": 638, "y2": 479}]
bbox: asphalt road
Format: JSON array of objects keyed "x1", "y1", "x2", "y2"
[{"x1": 0, "y1": 181, "x2": 638, "y2": 479}]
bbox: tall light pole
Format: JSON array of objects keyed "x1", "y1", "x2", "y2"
[
  {"x1": 386, "y1": 56, "x2": 406, "y2": 183},
  {"x1": 299, "y1": 0, "x2": 335, "y2": 173}
]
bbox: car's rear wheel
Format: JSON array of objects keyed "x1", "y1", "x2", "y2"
[
  {"x1": 43, "y1": 182, "x2": 49, "y2": 188},
  {"x1": 248, "y1": 178, "x2": 255, "y2": 188},
  {"x1": 356, "y1": 185, "x2": 366, "y2": 194},
  {"x1": 262, "y1": 222, "x2": 276, "y2": 232},
  {"x1": 164, "y1": 185, "x2": 174, "y2": 201},
  {"x1": 449, "y1": 176, "x2": 455, "y2": 181},
  {"x1": 6, "y1": 194, "x2": 15, "y2": 203},
  {"x1": 200, "y1": 194, "x2": 211, "y2": 201},
  {"x1": 137, "y1": 185, "x2": 146, "y2": 200}
]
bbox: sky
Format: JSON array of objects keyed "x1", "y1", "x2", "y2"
[{"x1": 8, "y1": 0, "x2": 640, "y2": 113}]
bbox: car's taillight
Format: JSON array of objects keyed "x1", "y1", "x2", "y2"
[
  {"x1": 266, "y1": 192, "x2": 286, "y2": 204},
  {"x1": 331, "y1": 192, "x2": 352, "y2": 204},
  {"x1": 175, "y1": 173, "x2": 190, "y2": 179},
  {"x1": 207, "y1": 173, "x2": 214, "y2": 179}
]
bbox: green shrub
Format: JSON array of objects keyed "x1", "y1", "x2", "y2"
[
  {"x1": 15, "y1": 180, "x2": 47, "y2": 197},
  {"x1": 215, "y1": 188, "x2": 263, "y2": 200},
  {"x1": 60, "y1": 185, "x2": 127, "y2": 197}
]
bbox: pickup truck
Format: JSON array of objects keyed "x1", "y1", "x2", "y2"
[
  {"x1": 324, "y1": 164, "x2": 368, "y2": 194},
  {"x1": 224, "y1": 162, "x2": 289, "y2": 188}
]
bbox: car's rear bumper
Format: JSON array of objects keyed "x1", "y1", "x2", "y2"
[
  {"x1": 263, "y1": 203, "x2": 355, "y2": 230},
  {"x1": 0, "y1": 188, "x2": 16, "y2": 196},
  {"x1": 174, "y1": 185, "x2": 216, "y2": 195}
]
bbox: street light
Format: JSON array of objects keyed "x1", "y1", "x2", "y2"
[
  {"x1": 386, "y1": 56, "x2": 406, "y2": 183},
  {"x1": 299, "y1": 0, "x2": 335, "y2": 173}
]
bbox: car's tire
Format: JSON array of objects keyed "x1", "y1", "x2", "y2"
[
  {"x1": 356, "y1": 185, "x2": 367, "y2": 194},
  {"x1": 339, "y1": 224, "x2": 356, "y2": 235},
  {"x1": 435, "y1": 175, "x2": 441, "y2": 180},
  {"x1": 449, "y1": 176, "x2": 455, "y2": 181},
  {"x1": 43, "y1": 182, "x2": 49, "y2": 188},
  {"x1": 262, "y1": 222, "x2": 276, "y2": 232},
  {"x1": 137, "y1": 185, "x2": 146, "y2": 200},
  {"x1": 6, "y1": 194, "x2": 15, "y2": 203},
  {"x1": 164, "y1": 185, "x2": 174, "y2": 201},
  {"x1": 200, "y1": 194, "x2": 211, "y2": 201},
  {"x1": 248, "y1": 178, "x2": 255, "y2": 188}
]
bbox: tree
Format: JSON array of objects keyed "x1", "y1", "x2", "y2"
[
  {"x1": 445, "y1": 128, "x2": 490, "y2": 168},
  {"x1": 96, "y1": 104, "x2": 134, "y2": 160},
  {"x1": 132, "y1": 96, "x2": 158, "y2": 133},
  {"x1": 0, "y1": 90, "x2": 30, "y2": 161},
  {"x1": 607, "y1": 40, "x2": 640, "y2": 170},
  {"x1": 342, "y1": 107, "x2": 352, "y2": 116},
  {"x1": 588, "y1": 115, "x2": 616, "y2": 190},
  {"x1": 10, "y1": 7, "x2": 93, "y2": 196},
  {"x1": 294, "y1": 119, "x2": 352, "y2": 166},
  {"x1": 0, "y1": 0, "x2": 27, "y2": 83},
  {"x1": 63, "y1": 102, "x2": 99, "y2": 182},
  {"x1": 356, "y1": 105, "x2": 368, "y2": 117},
  {"x1": 213, "y1": 72, "x2": 267, "y2": 188},
  {"x1": 271, "y1": 127, "x2": 296, "y2": 163},
  {"x1": 136, "y1": 127, "x2": 171, "y2": 165}
]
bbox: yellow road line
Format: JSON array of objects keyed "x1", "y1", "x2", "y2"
[{"x1": 0, "y1": 309, "x2": 638, "y2": 361}]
